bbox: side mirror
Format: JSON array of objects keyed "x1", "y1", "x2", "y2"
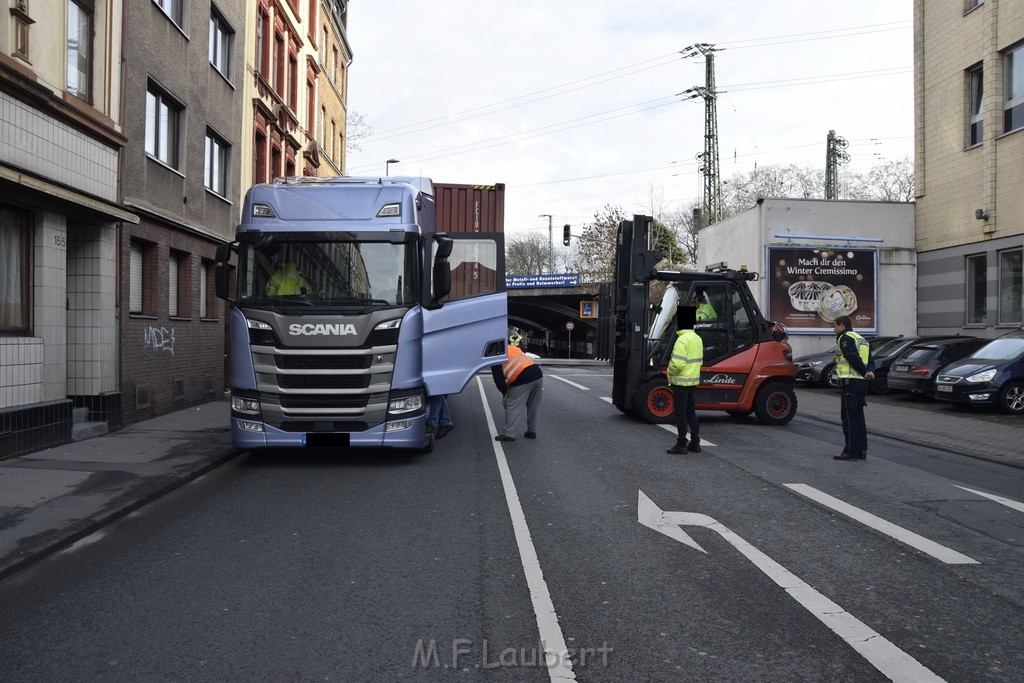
[
  {"x1": 434, "y1": 234, "x2": 454, "y2": 259},
  {"x1": 215, "y1": 264, "x2": 231, "y2": 300},
  {"x1": 432, "y1": 260, "x2": 451, "y2": 304}
]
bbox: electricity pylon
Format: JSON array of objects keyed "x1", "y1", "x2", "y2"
[
  {"x1": 681, "y1": 43, "x2": 723, "y2": 229},
  {"x1": 825, "y1": 130, "x2": 850, "y2": 200}
]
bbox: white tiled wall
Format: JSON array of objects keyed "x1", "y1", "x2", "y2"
[
  {"x1": 0, "y1": 338, "x2": 43, "y2": 408},
  {"x1": 35, "y1": 211, "x2": 67, "y2": 401},
  {"x1": 66, "y1": 221, "x2": 118, "y2": 396},
  {"x1": 0, "y1": 91, "x2": 118, "y2": 202}
]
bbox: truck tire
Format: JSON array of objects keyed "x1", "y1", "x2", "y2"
[
  {"x1": 633, "y1": 378, "x2": 675, "y2": 424},
  {"x1": 753, "y1": 382, "x2": 797, "y2": 426}
]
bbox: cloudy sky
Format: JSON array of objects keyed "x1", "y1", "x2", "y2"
[{"x1": 344, "y1": 1, "x2": 913, "y2": 243}]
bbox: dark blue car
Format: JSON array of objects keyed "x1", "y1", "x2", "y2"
[{"x1": 933, "y1": 329, "x2": 1024, "y2": 414}]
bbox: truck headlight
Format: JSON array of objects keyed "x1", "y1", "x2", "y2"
[
  {"x1": 232, "y1": 396, "x2": 261, "y2": 414},
  {"x1": 388, "y1": 394, "x2": 424, "y2": 413}
]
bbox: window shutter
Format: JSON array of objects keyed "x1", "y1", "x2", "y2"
[
  {"x1": 130, "y1": 242, "x2": 143, "y2": 313},
  {"x1": 169, "y1": 255, "x2": 179, "y2": 317},
  {"x1": 199, "y1": 264, "x2": 208, "y2": 318}
]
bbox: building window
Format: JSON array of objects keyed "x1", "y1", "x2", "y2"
[
  {"x1": 274, "y1": 33, "x2": 284, "y2": 93},
  {"x1": 966, "y1": 254, "x2": 988, "y2": 325},
  {"x1": 288, "y1": 52, "x2": 298, "y2": 111},
  {"x1": 999, "y1": 249, "x2": 1023, "y2": 325},
  {"x1": 145, "y1": 83, "x2": 182, "y2": 168},
  {"x1": 0, "y1": 206, "x2": 31, "y2": 333},
  {"x1": 209, "y1": 11, "x2": 232, "y2": 78},
  {"x1": 204, "y1": 129, "x2": 229, "y2": 195},
  {"x1": 153, "y1": 0, "x2": 182, "y2": 26},
  {"x1": 968, "y1": 64, "x2": 983, "y2": 146},
  {"x1": 254, "y1": 129, "x2": 267, "y2": 184},
  {"x1": 129, "y1": 240, "x2": 146, "y2": 314},
  {"x1": 255, "y1": 10, "x2": 267, "y2": 78},
  {"x1": 169, "y1": 250, "x2": 188, "y2": 318},
  {"x1": 968, "y1": 0, "x2": 984, "y2": 9},
  {"x1": 1006, "y1": 43, "x2": 1024, "y2": 134},
  {"x1": 13, "y1": 4, "x2": 32, "y2": 61},
  {"x1": 307, "y1": 78, "x2": 315, "y2": 131},
  {"x1": 67, "y1": 0, "x2": 92, "y2": 103}
]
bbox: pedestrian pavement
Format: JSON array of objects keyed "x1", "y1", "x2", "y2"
[{"x1": 1, "y1": 371, "x2": 1021, "y2": 582}]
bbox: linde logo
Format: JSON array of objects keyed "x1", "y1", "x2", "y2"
[
  {"x1": 704, "y1": 373, "x2": 739, "y2": 385},
  {"x1": 289, "y1": 323, "x2": 358, "y2": 336}
]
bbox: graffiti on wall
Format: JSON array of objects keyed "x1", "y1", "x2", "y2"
[{"x1": 144, "y1": 326, "x2": 175, "y2": 354}]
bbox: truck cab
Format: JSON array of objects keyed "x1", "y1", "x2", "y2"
[{"x1": 215, "y1": 176, "x2": 507, "y2": 451}]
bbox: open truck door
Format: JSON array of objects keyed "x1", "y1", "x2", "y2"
[{"x1": 421, "y1": 232, "x2": 507, "y2": 395}]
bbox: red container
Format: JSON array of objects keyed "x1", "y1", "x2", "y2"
[{"x1": 433, "y1": 182, "x2": 505, "y2": 234}]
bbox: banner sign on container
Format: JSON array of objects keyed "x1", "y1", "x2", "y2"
[
  {"x1": 506, "y1": 274, "x2": 580, "y2": 289},
  {"x1": 765, "y1": 246, "x2": 878, "y2": 334}
]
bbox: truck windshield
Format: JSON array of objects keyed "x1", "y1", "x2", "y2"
[{"x1": 236, "y1": 236, "x2": 419, "y2": 310}]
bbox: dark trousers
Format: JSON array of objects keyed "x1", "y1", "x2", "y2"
[
  {"x1": 840, "y1": 379, "x2": 868, "y2": 455},
  {"x1": 671, "y1": 385, "x2": 699, "y2": 446}
]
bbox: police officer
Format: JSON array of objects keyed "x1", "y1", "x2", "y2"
[
  {"x1": 667, "y1": 305, "x2": 703, "y2": 454},
  {"x1": 833, "y1": 314, "x2": 875, "y2": 460},
  {"x1": 509, "y1": 328, "x2": 523, "y2": 348}
]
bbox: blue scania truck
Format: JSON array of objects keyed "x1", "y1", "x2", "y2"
[{"x1": 214, "y1": 176, "x2": 507, "y2": 451}]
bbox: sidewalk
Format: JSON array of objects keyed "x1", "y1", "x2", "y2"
[
  {"x1": 794, "y1": 387, "x2": 1024, "y2": 469},
  {"x1": 0, "y1": 398, "x2": 235, "y2": 581}
]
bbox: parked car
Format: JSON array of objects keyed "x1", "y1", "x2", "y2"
[
  {"x1": 794, "y1": 336, "x2": 900, "y2": 387},
  {"x1": 868, "y1": 335, "x2": 977, "y2": 394},
  {"x1": 887, "y1": 337, "x2": 987, "y2": 395},
  {"x1": 934, "y1": 329, "x2": 1024, "y2": 414}
]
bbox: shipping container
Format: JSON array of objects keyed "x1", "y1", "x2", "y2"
[{"x1": 433, "y1": 182, "x2": 505, "y2": 234}]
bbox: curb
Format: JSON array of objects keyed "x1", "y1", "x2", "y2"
[{"x1": 794, "y1": 412, "x2": 1022, "y2": 470}]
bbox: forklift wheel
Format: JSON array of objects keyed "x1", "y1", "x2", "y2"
[
  {"x1": 753, "y1": 382, "x2": 797, "y2": 426},
  {"x1": 634, "y1": 379, "x2": 676, "y2": 424}
]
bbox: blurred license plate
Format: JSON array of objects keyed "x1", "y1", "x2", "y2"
[
  {"x1": 894, "y1": 365, "x2": 910, "y2": 372},
  {"x1": 937, "y1": 385, "x2": 953, "y2": 392}
]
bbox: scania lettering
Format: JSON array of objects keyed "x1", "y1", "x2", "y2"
[{"x1": 215, "y1": 176, "x2": 507, "y2": 451}]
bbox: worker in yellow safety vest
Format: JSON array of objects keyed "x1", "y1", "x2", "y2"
[
  {"x1": 666, "y1": 305, "x2": 703, "y2": 454},
  {"x1": 692, "y1": 289, "x2": 717, "y2": 321},
  {"x1": 266, "y1": 261, "x2": 311, "y2": 296},
  {"x1": 832, "y1": 314, "x2": 876, "y2": 461}
]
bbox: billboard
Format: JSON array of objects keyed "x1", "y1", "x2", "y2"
[{"x1": 766, "y1": 246, "x2": 878, "y2": 334}]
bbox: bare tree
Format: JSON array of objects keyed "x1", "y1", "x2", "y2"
[
  {"x1": 566, "y1": 205, "x2": 625, "y2": 284},
  {"x1": 345, "y1": 111, "x2": 373, "y2": 155},
  {"x1": 862, "y1": 156, "x2": 915, "y2": 202},
  {"x1": 506, "y1": 232, "x2": 555, "y2": 275}
]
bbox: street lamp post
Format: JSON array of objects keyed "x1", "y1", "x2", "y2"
[{"x1": 386, "y1": 159, "x2": 400, "y2": 176}]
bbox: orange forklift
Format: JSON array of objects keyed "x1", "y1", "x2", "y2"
[{"x1": 611, "y1": 215, "x2": 798, "y2": 425}]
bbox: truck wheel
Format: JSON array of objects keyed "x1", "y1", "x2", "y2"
[
  {"x1": 753, "y1": 383, "x2": 797, "y2": 426},
  {"x1": 633, "y1": 379, "x2": 675, "y2": 424}
]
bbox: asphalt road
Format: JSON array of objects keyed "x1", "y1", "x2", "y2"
[{"x1": 1, "y1": 368, "x2": 1023, "y2": 681}]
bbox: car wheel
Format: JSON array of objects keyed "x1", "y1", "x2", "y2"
[
  {"x1": 822, "y1": 364, "x2": 839, "y2": 388},
  {"x1": 753, "y1": 382, "x2": 797, "y2": 426},
  {"x1": 998, "y1": 381, "x2": 1024, "y2": 415},
  {"x1": 869, "y1": 371, "x2": 889, "y2": 395},
  {"x1": 633, "y1": 378, "x2": 676, "y2": 424}
]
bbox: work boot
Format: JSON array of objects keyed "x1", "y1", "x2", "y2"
[
  {"x1": 495, "y1": 435, "x2": 515, "y2": 442},
  {"x1": 688, "y1": 440, "x2": 701, "y2": 453},
  {"x1": 666, "y1": 444, "x2": 688, "y2": 455},
  {"x1": 524, "y1": 431, "x2": 537, "y2": 439},
  {"x1": 436, "y1": 424, "x2": 454, "y2": 440}
]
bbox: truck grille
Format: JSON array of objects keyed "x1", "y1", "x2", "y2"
[
  {"x1": 277, "y1": 355, "x2": 371, "y2": 370},
  {"x1": 277, "y1": 375, "x2": 370, "y2": 389}
]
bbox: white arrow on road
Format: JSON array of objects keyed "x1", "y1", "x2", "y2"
[{"x1": 638, "y1": 490, "x2": 945, "y2": 683}]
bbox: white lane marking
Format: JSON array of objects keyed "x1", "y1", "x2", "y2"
[
  {"x1": 600, "y1": 396, "x2": 612, "y2": 403},
  {"x1": 953, "y1": 485, "x2": 1024, "y2": 513},
  {"x1": 475, "y1": 377, "x2": 577, "y2": 682},
  {"x1": 785, "y1": 484, "x2": 979, "y2": 565},
  {"x1": 549, "y1": 374, "x2": 589, "y2": 391},
  {"x1": 639, "y1": 491, "x2": 946, "y2": 683},
  {"x1": 658, "y1": 423, "x2": 716, "y2": 447}
]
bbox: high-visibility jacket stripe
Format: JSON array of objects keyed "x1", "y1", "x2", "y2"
[{"x1": 503, "y1": 347, "x2": 536, "y2": 384}]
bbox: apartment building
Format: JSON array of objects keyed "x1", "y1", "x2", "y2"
[
  {"x1": 0, "y1": 0, "x2": 137, "y2": 456},
  {"x1": 316, "y1": 0, "x2": 351, "y2": 177},
  {"x1": 240, "y1": 0, "x2": 322, "y2": 189},
  {"x1": 915, "y1": 0, "x2": 1024, "y2": 336},
  {"x1": 118, "y1": 0, "x2": 246, "y2": 425}
]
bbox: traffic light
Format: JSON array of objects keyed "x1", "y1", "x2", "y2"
[{"x1": 562, "y1": 224, "x2": 571, "y2": 246}]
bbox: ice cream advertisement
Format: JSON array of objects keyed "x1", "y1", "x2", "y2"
[{"x1": 766, "y1": 246, "x2": 878, "y2": 334}]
